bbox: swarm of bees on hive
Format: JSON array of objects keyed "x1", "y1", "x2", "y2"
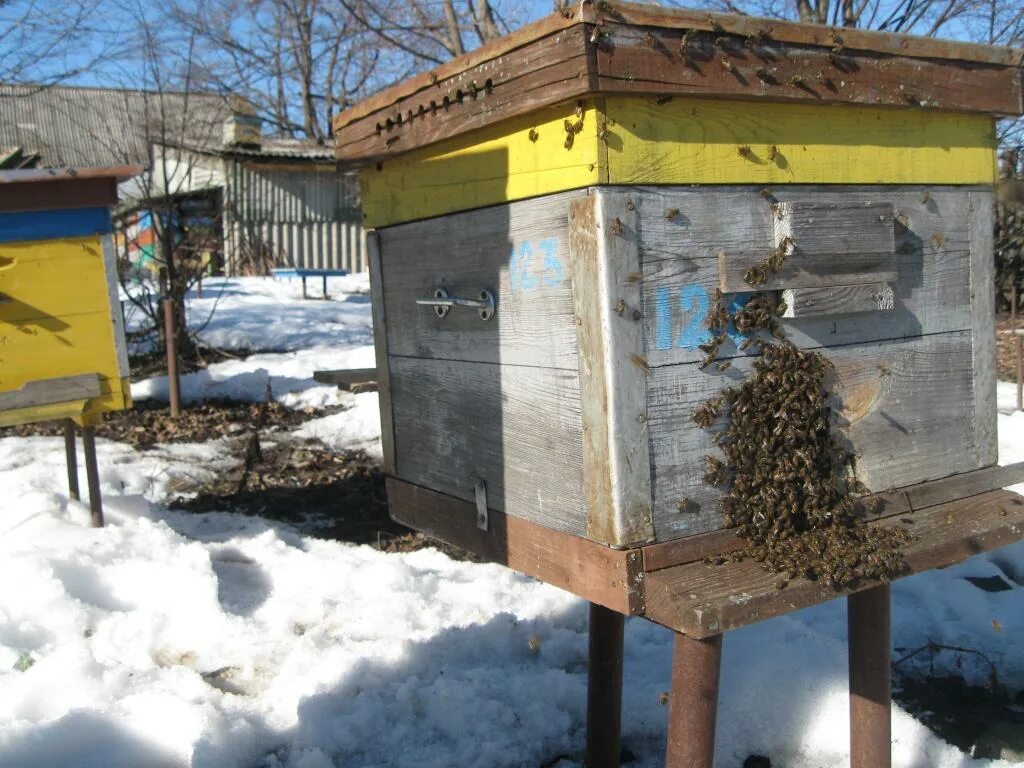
[{"x1": 692, "y1": 250, "x2": 911, "y2": 590}]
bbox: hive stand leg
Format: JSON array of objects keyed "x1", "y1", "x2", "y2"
[
  {"x1": 81, "y1": 425, "x2": 104, "y2": 528},
  {"x1": 63, "y1": 419, "x2": 80, "y2": 502},
  {"x1": 586, "y1": 602, "x2": 624, "y2": 768},
  {"x1": 848, "y1": 585, "x2": 892, "y2": 768},
  {"x1": 665, "y1": 631, "x2": 722, "y2": 768}
]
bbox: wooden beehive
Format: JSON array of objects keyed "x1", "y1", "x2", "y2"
[
  {"x1": 335, "y1": 3, "x2": 1024, "y2": 579},
  {"x1": 0, "y1": 167, "x2": 136, "y2": 428}
]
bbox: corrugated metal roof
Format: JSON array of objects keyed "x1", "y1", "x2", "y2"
[
  {"x1": 224, "y1": 138, "x2": 336, "y2": 160},
  {"x1": 0, "y1": 84, "x2": 234, "y2": 168}
]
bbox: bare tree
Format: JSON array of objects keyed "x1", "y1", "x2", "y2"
[{"x1": 0, "y1": 0, "x2": 106, "y2": 83}]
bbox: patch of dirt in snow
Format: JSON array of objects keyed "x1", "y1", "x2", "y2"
[{"x1": 0, "y1": 398, "x2": 329, "y2": 448}]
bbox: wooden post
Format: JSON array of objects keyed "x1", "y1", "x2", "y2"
[
  {"x1": 81, "y1": 425, "x2": 104, "y2": 527},
  {"x1": 848, "y1": 585, "x2": 892, "y2": 768},
  {"x1": 63, "y1": 419, "x2": 80, "y2": 501},
  {"x1": 587, "y1": 603, "x2": 624, "y2": 768},
  {"x1": 1014, "y1": 284, "x2": 1022, "y2": 412},
  {"x1": 665, "y1": 632, "x2": 722, "y2": 768},
  {"x1": 163, "y1": 297, "x2": 182, "y2": 418}
]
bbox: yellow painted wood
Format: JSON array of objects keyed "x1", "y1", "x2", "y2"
[
  {"x1": 0, "y1": 234, "x2": 130, "y2": 427},
  {"x1": 604, "y1": 97, "x2": 997, "y2": 186},
  {"x1": 0, "y1": 238, "x2": 111, "y2": 322},
  {"x1": 362, "y1": 96, "x2": 996, "y2": 227},
  {"x1": 361, "y1": 102, "x2": 602, "y2": 229}
]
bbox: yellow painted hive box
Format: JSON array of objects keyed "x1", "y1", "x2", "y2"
[
  {"x1": 0, "y1": 168, "x2": 137, "y2": 428},
  {"x1": 334, "y1": 2, "x2": 1024, "y2": 554}
]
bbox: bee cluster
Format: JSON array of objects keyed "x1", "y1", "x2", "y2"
[{"x1": 693, "y1": 294, "x2": 911, "y2": 589}]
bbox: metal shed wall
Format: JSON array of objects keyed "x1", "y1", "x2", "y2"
[{"x1": 224, "y1": 160, "x2": 365, "y2": 273}]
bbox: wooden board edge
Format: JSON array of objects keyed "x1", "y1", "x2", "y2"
[
  {"x1": 968, "y1": 189, "x2": 998, "y2": 467},
  {"x1": 367, "y1": 231, "x2": 396, "y2": 474},
  {"x1": 641, "y1": 461, "x2": 1024, "y2": 572},
  {"x1": 569, "y1": 191, "x2": 655, "y2": 547},
  {"x1": 333, "y1": 11, "x2": 587, "y2": 131},
  {"x1": 100, "y1": 233, "x2": 131, "y2": 380},
  {"x1": 595, "y1": 1, "x2": 1021, "y2": 67},
  {"x1": 643, "y1": 487, "x2": 1024, "y2": 638},
  {"x1": 386, "y1": 476, "x2": 644, "y2": 615}
]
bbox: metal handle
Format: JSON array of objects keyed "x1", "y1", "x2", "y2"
[{"x1": 417, "y1": 287, "x2": 495, "y2": 321}]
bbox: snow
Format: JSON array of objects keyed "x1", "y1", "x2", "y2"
[{"x1": 2, "y1": 277, "x2": 1023, "y2": 767}]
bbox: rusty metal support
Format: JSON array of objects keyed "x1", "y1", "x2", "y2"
[
  {"x1": 81, "y1": 425, "x2": 104, "y2": 528},
  {"x1": 665, "y1": 631, "x2": 722, "y2": 768},
  {"x1": 163, "y1": 297, "x2": 182, "y2": 418},
  {"x1": 63, "y1": 419, "x2": 80, "y2": 501},
  {"x1": 586, "y1": 602, "x2": 624, "y2": 768},
  {"x1": 848, "y1": 584, "x2": 892, "y2": 768}
]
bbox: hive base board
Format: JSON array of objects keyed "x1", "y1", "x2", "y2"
[{"x1": 388, "y1": 468, "x2": 1024, "y2": 635}]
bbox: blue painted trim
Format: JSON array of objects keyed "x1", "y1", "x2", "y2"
[{"x1": 0, "y1": 207, "x2": 111, "y2": 244}]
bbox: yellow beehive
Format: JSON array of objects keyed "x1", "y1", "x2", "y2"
[{"x1": 0, "y1": 167, "x2": 138, "y2": 428}]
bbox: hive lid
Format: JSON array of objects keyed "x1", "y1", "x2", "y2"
[
  {"x1": 333, "y1": 0, "x2": 1023, "y2": 164},
  {"x1": 0, "y1": 165, "x2": 142, "y2": 213}
]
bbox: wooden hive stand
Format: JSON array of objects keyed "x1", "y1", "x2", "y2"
[
  {"x1": 0, "y1": 166, "x2": 139, "y2": 526},
  {"x1": 334, "y1": 1, "x2": 1024, "y2": 763}
]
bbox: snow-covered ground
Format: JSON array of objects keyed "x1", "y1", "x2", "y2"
[{"x1": 1, "y1": 277, "x2": 1023, "y2": 767}]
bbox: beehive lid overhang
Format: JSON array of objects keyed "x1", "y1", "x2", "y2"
[
  {"x1": 0, "y1": 165, "x2": 142, "y2": 214},
  {"x1": 333, "y1": 0, "x2": 1023, "y2": 165}
]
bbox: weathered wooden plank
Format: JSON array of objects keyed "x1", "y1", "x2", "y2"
[
  {"x1": 595, "y1": 25, "x2": 1022, "y2": 116},
  {"x1": 775, "y1": 201, "x2": 895, "y2": 255},
  {"x1": 781, "y1": 283, "x2": 895, "y2": 318},
  {"x1": 648, "y1": 332, "x2": 982, "y2": 540},
  {"x1": 719, "y1": 250, "x2": 897, "y2": 293},
  {"x1": 570, "y1": 191, "x2": 654, "y2": 547},
  {"x1": 640, "y1": 461, "x2": 1024, "y2": 572},
  {"x1": 633, "y1": 185, "x2": 977, "y2": 368},
  {"x1": 643, "y1": 488, "x2": 1024, "y2": 638},
  {"x1": 312, "y1": 368, "x2": 377, "y2": 390},
  {"x1": 387, "y1": 477, "x2": 643, "y2": 614},
  {"x1": 389, "y1": 355, "x2": 587, "y2": 537},
  {"x1": 587, "y1": 3, "x2": 1020, "y2": 67},
  {"x1": 337, "y1": 28, "x2": 592, "y2": 162},
  {"x1": 969, "y1": 189, "x2": 998, "y2": 468},
  {"x1": 368, "y1": 233, "x2": 396, "y2": 474},
  {"x1": 334, "y1": 10, "x2": 587, "y2": 129},
  {"x1": 0, "y1": 373, "x2": 100, "y2": 411},
  {"x1": 378, "y1": 191, "x2": 583, "y2": 369}
]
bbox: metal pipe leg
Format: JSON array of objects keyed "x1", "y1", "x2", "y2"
[
  {"x1": 666, "y1": 632, "x2": 723, "y2": 768},
  {"x1": 63, "y1": 419, "x2": 80, "y2": 501},
  {"x1": 586, "y1": 602, "x2": 624, "y2": 768},
  {"x1": 82, "y1": 425, "x2": 104, "y2": 528},
  {"x1": 849, "y1": 585, "x2": 892, "y2": 768}
]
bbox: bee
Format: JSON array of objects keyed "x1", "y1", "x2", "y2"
[
  {"x1": 656, "y1": 94, "x2": 672, "y2": 105},
  {"x1": 677, "y1": 498, "x2": 694, "y2": 514},
  {"x1": 744, "y1": 268, "x2": 767, "y2": 288},
  {"x1": 706, "y1": 14, "x2": 726, "y2": 33},
  {"x1": 767, "y1": 144, "x2": 778, "y2": 162},
  {"x1": 679, "y1": 28, "x2": 695, "y2": 56},
  {"x1": 755, "y1": 67, "x2": 773, "y2": 83},
  {"x1": 788, "y1": 74, "x2": 805, "y2": 85},
  {"x1": 737, "y1": 144, "x2": 753, "y2": 159},
  {"x1": 564, "y1": 132, "x2": 575, "y2": 150},
  {"x1": 528, "y1": 128, "x2": 539, "y2": 143},
  {"x1": 721, "y1": 57, "x2": 736, "y2": 72},
  {"x1": 665, "y1": 207, "x2": 680, "y2": 220},
  {"x1": 609, "y1": 217, "x2": 624, "y2": 235},
  {"x1": 615, "y1": 299, "x2": 626, "y2": 316},
  {"x1": 704, "y1": 455, "x2": 729, "y2": 486}
]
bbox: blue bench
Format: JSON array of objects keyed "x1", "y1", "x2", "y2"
[{"x1": 271, "y1": 268, "x2": 350, "y2": 299}]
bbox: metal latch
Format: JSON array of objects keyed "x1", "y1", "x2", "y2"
[
  {"x1": 417, "y1": 287, "x2": 495, "y2": 320},
  {"x1": 474, "y1": 480, "x2": 489, "y2": 531}
]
